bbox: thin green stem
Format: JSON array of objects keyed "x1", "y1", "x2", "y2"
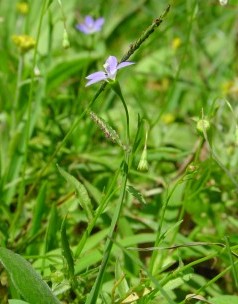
[
  {"x1": 85, "y1": 154, "x2": 130, "y2": 304},
  {"x1": 85, "y1": 84, "x2": 131, "y2": 304},
  {"x1": 11, "y1": 54, "x2": 24, "y2": 133},
  {"x1": 111, "y1": 81, "x2": 130, "y2": 146}
]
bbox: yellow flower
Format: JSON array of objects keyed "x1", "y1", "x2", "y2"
[
  {"x1": 221, "y1": 80, "x2": 233, "y2": 94},
  {"x1": 16, "y1": 2, "x2": 29, "y2": 15},
  {"x1": 196, "y1": 119, "x2": 210, "y2": 135},
  {"x1": 161, "y1": 113, "x2": 175, "y2": 124},
  {"x1": 172, "y1": 37, "x2": 182, "y2": 50},
  {"x1": 12, "y1": 35, "x2": 36, "y2": 53}
]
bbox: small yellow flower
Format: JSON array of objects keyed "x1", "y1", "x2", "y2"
[
  {"x1": 196, "y1": 119, "x2": 210, "y2": 135},
  {"x1": 12, "y1": 34, "x2": 36, "y2": 53},
  {"x1": 16, "y1": 2, "x2": 29, "y2": 15},
  {"x1": 172, "y1": 37, "x2": 182, "y2": 50},
  {"x1": 161, "y1": 113, "x2": 175, "y2": 124},
  {"x1": 221, "y1": 80, "x2": 233, "y2": 94}
]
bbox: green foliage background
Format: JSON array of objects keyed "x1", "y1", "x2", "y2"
[{"x1": 0, "y1": 0, "x2": 238, "y2": 303}]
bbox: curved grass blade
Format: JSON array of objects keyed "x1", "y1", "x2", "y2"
[{"x1": 61, "y1": 216, "x2": 75, "y2": 280}]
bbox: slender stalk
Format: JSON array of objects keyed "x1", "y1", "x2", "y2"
[
  {"x1": 85, "y1": 160, "x2": 129, "y2": 304},
  {"x1": 86, "y1": 84, "x2": 131, "y2": 304},
  {"x1": 11, "y1": 54, "x2": 24, "y2": 133},
  {"x1": 111, "y1": 81, "x2": 130, "y2": 145}
]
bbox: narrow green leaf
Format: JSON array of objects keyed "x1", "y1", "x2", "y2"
[
  {"x1": 61, "y1": 216, "x2": 74, "y2": 279},
  {"x1": 57, "y1": 165, "x2": 94, "y2": 221},
  {"x1": 31, "y1": 182, "x2": 47, "y2": 236},
  {"x1": 126, "y1": 185, "x2": 146, "y2": 205},
  {"x1": 0, "y1": 247, "x2": 60, "y2": 304},
  {"x1": 45, "y1": 203, "x2": 59, "y2": 252}
]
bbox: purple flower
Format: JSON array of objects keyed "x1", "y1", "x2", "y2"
[
  {"x1": 76, "y1": 16, "x2": 104, "y2": 35},
  {"x1": 85, "y1": 56, "x2": 134, "y2": 87}
]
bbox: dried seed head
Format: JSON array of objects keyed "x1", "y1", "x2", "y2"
[{"x1": 89, "y1": 111, "x2": 125, "y2": 149}]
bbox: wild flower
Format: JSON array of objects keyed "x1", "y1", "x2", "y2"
[
  {"x1": 12, "y1": 34, "x2": 36, "y2": 53},
  {"x1": 219, "y1": 0, "x2": 228, "y2": 5},
  {"x1": 76, "y1": 16, "x2": 104, "y2": 35},
  {"x1": 16, "y1": 1, "x2": 29, "y2": 15},
  {"x1": 85, "y1": 56, "x2": 134, "y2": 87},
  {"x1": 172, "y1": 37, "x2": 181, "y2": 50}
]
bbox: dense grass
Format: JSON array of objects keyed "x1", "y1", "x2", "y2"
[{"x1": 1, "y1": 0, "x2": 238, "y2": 303}]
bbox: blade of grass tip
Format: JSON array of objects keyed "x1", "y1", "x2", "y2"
[{"x1": 224, "y1": 236, "x2": 238, "y2": 288}]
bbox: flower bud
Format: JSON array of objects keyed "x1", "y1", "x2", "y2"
[
  {"x1": 137, "y1": 148, "x2": 148, "y2": 172},
  {"x1": 172, "y1": 37, "x2": 181, "y2": 50},
  {"x1": 16, "y1": 2, "x2": 29, "y2": 15},
  {"x1": 196, "y1": 119, "x2": 210, "y2": 135},
  {"x1": 62, "y1": 29, "x2": 70, "y2": 49}
]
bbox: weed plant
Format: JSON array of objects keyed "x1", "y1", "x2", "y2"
[{"x1": 0, "y1": 0, "x2": 238, "y2": 303}]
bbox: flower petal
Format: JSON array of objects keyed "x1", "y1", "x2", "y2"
[
  {"x1": 85, "y1": 71, "x2": 107, "y2": 86},
  {"x1": 76, "y1": 24, "x2": 90, "y2": 34},
  {"x1": 85, "y1": 16, "x2": 94, "y2": 27},
  {"x1": 94, "y1": 17, "x2": 104, "y2": 30},
  {"x1": 104, "y1": 56, "x2": 118, "y2": 75},
  {"x1": 86, "y1": 71, "x2": 106, "y2": 80},
  {"x1": 117, "y1": 61, "x2": 135, "y2": 70}
]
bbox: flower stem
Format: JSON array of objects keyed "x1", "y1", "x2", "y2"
[
  {"x1": 110, "y1": 81, "x2": 130, "y2": 146},
  {"x1": 85, "y1": 155, "x2": 129, "y2": 304},
  {"x1": 11, "y1": 54, "x2": 24, "y2": 133},
  {"x1": 85, "y1": 82, "x2": 131, "y2": 304}
]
